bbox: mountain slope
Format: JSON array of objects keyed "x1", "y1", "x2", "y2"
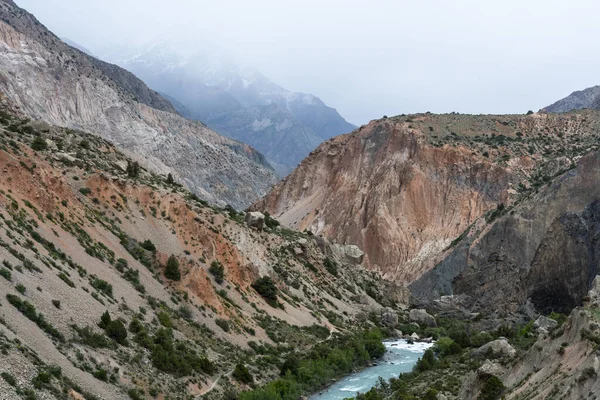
[
  {"x1": 253, "y1": 111, "x2": 600, "y2": 285},
  {"x1": 0, "y1": 0, "x2": 278, "y2": 209},
  {"x1": 543, "y1": 85, "x2": 600, "y2": 112},
  {"x1": 106, "y1": 44, "x2": 355, "y2": 175},
  {"x1": 0, "y1": 95, "x2": 398, "y2": 399}
]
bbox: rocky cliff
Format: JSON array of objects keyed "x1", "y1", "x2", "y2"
[
  {"x1": 253, "y1": 111, "x2": 600, "y2": 285},
  {"x1": 0, "y1": 0, "x2": 278, "y2": 209}
]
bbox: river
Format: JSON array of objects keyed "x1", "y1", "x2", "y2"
[{"x1": 309, "y1": 339, "x2": 434, "y2": 400}]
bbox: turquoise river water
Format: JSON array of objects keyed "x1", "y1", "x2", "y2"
[{"x1": 309, "y1": 339, "x2": 433, "y2": 400}]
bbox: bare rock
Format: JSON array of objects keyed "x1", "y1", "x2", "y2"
[
  {"x1": 534, "y1": 315, "x2": 558, "y2": 330},
  {"x1": 245, "y1": 212, "x2": 265, "y2": 229},
  {"x1": 409, "y1": 308, "x2": 437, "y2": 327},
  {"x1": 380, "y1": 307, "x2": 398, "y2": 327},
  {"x1": 477, "y1": 359, "x2": 504, "y2": 378},
  {"x1": 473, "y1": 338, "x2": 516, "y2": 359}
]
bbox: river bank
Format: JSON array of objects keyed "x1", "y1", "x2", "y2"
[{"x1": 309, "y1": 339, "x2": 434, "y2": 400}]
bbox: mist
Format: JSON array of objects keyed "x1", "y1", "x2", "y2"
[{"x1": 15, "y1": 0, "x2": 600, "y2": 125}]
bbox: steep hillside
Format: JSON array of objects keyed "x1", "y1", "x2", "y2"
[
  {"x1": 0, "y1": 0, "x2": 278, "y2": 209},
  {"x1": 543, "y1": 85, "x2": 600, "y2": 113},
  {"x1": 253, "y1": 111, "x2": 600, "y2": 284},
  {"x1": 105, "y1": 43, "x2": 355, "y2": 175},
  {"x1": 0, "y1": 96, "x2": 400, "y2": 399},
  {"x1": 411, "y1": 148, "x2": 600, "y2": 314}
]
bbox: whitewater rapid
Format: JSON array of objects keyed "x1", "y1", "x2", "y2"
[{"x1": 309, "y1": 339, "x2": 434, "y2": 400}]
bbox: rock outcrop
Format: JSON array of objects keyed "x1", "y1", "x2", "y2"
[
  {"x1": 411, "y1": 150, "x2": 600, "y2": 314},
  {"x1": 472, "y1": 339, "x2": 516, "y2": 359},
  {"x1": 0, "y1": 0, "x2": 278, "y2": 209},
  {"x1": 254, "y1": 111, "x2": 600, "y2": 284},
  {"x1": 409, "y1": 309, "x2": 437, "y2": 327},
  {"x1": 543, "y1": 85, "x2": 600, "y2": 113}
]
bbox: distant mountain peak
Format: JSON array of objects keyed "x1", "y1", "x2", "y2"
[
  {"x1": 101, "y1": 43, "x2": 355, "y2": 175},
  {"x1": 543, "y1": 85, "x2": 600, "y2": 113}
]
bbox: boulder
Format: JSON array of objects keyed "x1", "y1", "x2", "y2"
[
  {"x1": 380, "y1": 307, "x2": 398, "y2": 327},
  {"x1": 534, "y1": 315, "x2": 558, "y2": 330},
  {"x1": 409, "y1": 309, "x2": 437, "y2": 327},
  {"x1": 410, "y1": 332, "x2": 420, "y2": 340},
  {"x1": 472, "y1": 338, "x2": 516, "y2": 359},
  {"x1": 331, "y1": 243, "x2": 365, "y2": 265},
  {"x1": 477, "y1": 360, "x2": 504, "y2": 378},
  {"x1": 244, "y1": 212, "x2": 265, "y2": 229},
  {"x1": 436, "y1": 393, "x2": 448, "y2": 400}
]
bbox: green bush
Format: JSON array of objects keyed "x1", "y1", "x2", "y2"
[
  {"x1": 6, "y1": 294, "x2": 64, "y2": 341},
  {"x1": 74, "y1": 326, "x2": 110, "y2": 348},
  {"x1": 0, "y1": 267, "x2": 12, "y2": 281},
  {"x1": 215, "y1": 318, "x2": 230, "y2": 332},
  {"x1": 478, "y1": 376, "x2": 505, "y2": 400},
  {"x1": 140, "y1": 240, "x2": 156, "y2": 252},
  {"x1": 209, "y1": 261, "x2": 224, "y2": 284},
  {"x1": 157, "y1": 311, "x2": 173, "y2": 328},
  {"x1": 323, "y1": 258, "x2": 338, "y2": 276},
  {"x1": 105, "y1": 320, "x2": 128, "y2": 345},
  {"x1": 252, "y1": 276, "x2": 278, "y2": 307},
  {"x1": 233, "y1": 363, "x2": 254, "y2": 384},
  {"x1": 15, "y1": 283, "x2": 26, "y2": 294},
  {"x1": 1, "y1": 372, "x2": 16, "y2": 386},
  {"x1": 164, "y1": 255, "x2": 180, "y2": 281},
  {"x1": 31, "y1": 136, "x2": 47, "y2": 151},
  {"x1": 147, "y1": 328, "x2": 214, "y2": 377}
]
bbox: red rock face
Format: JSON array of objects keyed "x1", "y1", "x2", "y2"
[{"x1": 252, "y1": 115, "x2": 585, "y2": 284}]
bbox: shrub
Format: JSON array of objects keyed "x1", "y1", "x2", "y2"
[
  {"x1": 6, "y1": 294, "x2": 64, "y2": 341},
  {"x1": 157, "y1": 311, "x2": 173, "y2": 328},
  {"x1": 209, "y1": 261, "x2": 224, "y2": 284},
  {"x1": 90, "y1": 276, "x2": 113, "y2": 297},
  {"x1": 1, "y1": 372, "x2": 16, "y2": 386},
  {"x1": 252, "y1": 276, "x2": 278, "y2": 307},
  {"x1": 415, "y1": 349, "x2": 435, "y2": 372},
  {"x1": 52, "y1": 299, "x2": 61, "y2": 309},
  {"x1": 79, "y1": 187, "x2": 92, "y2": 196},
  {"x1": 74, "y1": 326, "x2": 110, "y2": 348},
  {"x1": 233, "y1": 363, "x2": 254, "y2": 384},
  {"x1": 263, "y1": 211, "x2": 280, "y2": 230},
  {"x1": 140, "y1": 240, "x2": 156, "y2": 252},
  {"x1": 215, "y1": 318, "x2": 230, "y2": 332},
  {"x1": 164, "y1": 255, "x2": 180, "y2": 281},
  {"x1": 58, "y1": 272, "x2": 76, "y2": 288},
  {"x1": 126, "y1": 161, "x2": 140, "y2": 178},
  {"x1": 31, "y1": 136, "x2": 47, "y2": 151},
  {"x1": 148, "y1": 328, "x2": 215, "y2": 377},
  {"x1": 0, "y1": 268, "x2": 11, "y2": 281},
  {"x1": 323, "y1": 258, "x2": 338, "y2": 276},
  {"x1": 105, "y1": 320, "x2": 128, "y2": 345},
  {"x1": 15, "y1": 283, "x2": 26, "y2": 294},
  {"x1": 478, "y1": 376, "x2": 505, "y2": 400}
]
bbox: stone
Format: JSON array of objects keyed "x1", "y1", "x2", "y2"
[
  {"x1": 588, "y1": 275, "x2": 600, "y2": 306},
  {"x1": 436, "y1": 393, "x2": 448, "y2": 400},
  {"x1": 380, "y1": 307, "x2": 398, "y2": 327},
  {"x1": 54, "y1": 152, "x2": 77, "y2": 163},
  {"x1": 244, "y1": 212, "x2": 265, "y2": 229},
  {"x1": 296, "y1": 238, "x2": 308, "y2": 247},
  {"x1": 477, "y1": 360, "x2": 504, "y2": 378},
  {"x1": 410, "y1": 332, "x2": 420, "y2": 340},
  {"x1": 293, "y1": 247, "x2": 303, "y2": 256},
  {"x1": 472, "y1": 338, "x2": 516, "y2": 359},
  {"x1": 534, "y1": 315, "x2": 558, "y2": 330},
  {"x1": 331, "y1": 243, "x2": 365, "y2": 265},
  {"x1": 409, "y1": 308, "x2": 437, "y2": 327}
]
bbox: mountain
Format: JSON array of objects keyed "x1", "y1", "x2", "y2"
[
  {"x1": 61, "y1": 37, "x2": 95, "y2": 57},
  {"x1": 253, "y1": 111, "x2": 600, "y2": 285},
  {"x1": 0, "y1": 0, "x2": 278, "y2": 209},
  {"x1": 0, "y1": 92, "x2": 399, "y2": 399},
  {"x1": 543, "y1": 85, "x2": 600, "y2": 112},
  {"x1": 102, "y1": 43, "x2": 355, "y2": 175}
]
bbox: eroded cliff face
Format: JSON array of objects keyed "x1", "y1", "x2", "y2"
[
  {"x1": 0, "y1": 0, "x2": 277, "y2": 209},
  {"x1": 411, "y1": 150, "x2": 600, "y2": 314},
  {"x1": 254, "y1": 110, "x2": 600, "y2": 284}
]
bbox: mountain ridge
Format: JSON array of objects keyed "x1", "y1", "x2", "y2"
[{"x1": 0, "y1": 0, "x2": 278, "y2": 209}]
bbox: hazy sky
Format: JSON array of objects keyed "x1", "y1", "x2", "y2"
[{"x1": 15, "y1": 0, "x2": 600, "y2": 125}]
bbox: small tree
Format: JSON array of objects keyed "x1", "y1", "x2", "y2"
[
  {"x1": 106, "y1": 320, "x2": 128, "y2": 345},
  {"x1": 209, "y1": 261, "x2": 224, "y2": 284},
  {"x1": 166, "y1": 173, "x2": 174, "y2": 185},
  {"x1": 31, "y1": 136, "x2": 47, "y2": 151},
  {"x1": 232, "y1": 363, "x2": 253, "y2": 385},
  {"x1": 165, "y1": 255, "x2": 181, "y2": 281},
  {"x1": 252, "y1": 276, "x2": 278, "y2": 307},
  {"x1": 126, "y1": 161, "x2": 140, "y2": 178},
  {"x1": 98, "y1": 310, "x2": 111, "y2": 329}
]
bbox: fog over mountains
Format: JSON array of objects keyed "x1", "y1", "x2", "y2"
[{"x1": 98, "y1": 43, "x2": 355, "y2": 175}]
